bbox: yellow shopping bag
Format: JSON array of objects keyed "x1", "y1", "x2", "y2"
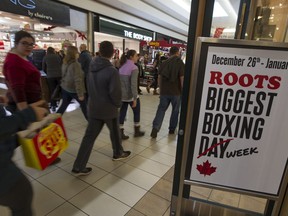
[{"x1": 18, "y1": 114, "x2": 68, "y2": 170}]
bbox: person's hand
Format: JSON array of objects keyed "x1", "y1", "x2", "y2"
[
  {"x1": 78, "y1": 96, "x2": 84, "y2": 101},
  {"x1": 30, "y1": 100, "x2": 49, "y2": 121},
  {"x1": 132, "y1": 100, "x2": 137, "y2": 108},
  {"x1": 0, "y1": 95, "x2": 8, "y2": 105}
]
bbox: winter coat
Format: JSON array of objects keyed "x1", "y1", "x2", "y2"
[
  {"x1": 87, "y1": 56, "x2": 122, "y2": 119},
  {"x1": 118, "y1": 59, "x2": 138, "y2": 101},
  {"x1": 60, "y1": 61, "x2": 86, "y2": 98},
  {"x1": 42, "y1": 53, "x2": 62, "y2": 78},
  {"x1": 0, "y1": 105, "x2": 36, "y2": 194}
]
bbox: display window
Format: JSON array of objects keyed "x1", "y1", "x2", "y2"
[
  {"x1": 245, "y1": 0, "x2": 288, "y2": 42},
  {"x1": 0, "y1": 11, "x2": 88, "y2": 77},
  {"x1": 94, "y1": 32, "x2": 140, "y2": 63}
]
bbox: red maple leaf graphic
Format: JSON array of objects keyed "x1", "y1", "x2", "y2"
[{"x1": 197, "y1": 160, "x2": 217, "y2": 176}]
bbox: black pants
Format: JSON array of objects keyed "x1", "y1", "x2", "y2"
[
  {"x1": 73, "y1": 117, "x2": 124, "y2": 171},
  {"x1": 47, "y1": 77, "x2": 61, "y2": 107},
  {"x1": 0, "y1": 173, "x2": 33, "y2": 216},
  {"x1": 151, "y1": 73, "x2": 158, "y2": 90}
]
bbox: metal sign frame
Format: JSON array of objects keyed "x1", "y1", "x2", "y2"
[{"x1": 174, "y1": 37, "x2": 288, "y2": 215}]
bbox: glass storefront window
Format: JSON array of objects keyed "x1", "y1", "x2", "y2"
[
  {"x1": 246, "y1": 0, "x2": 288, "y2": 42},
  {"x1": 211, "y1": 0, "x2": 241, "y2": 38}
]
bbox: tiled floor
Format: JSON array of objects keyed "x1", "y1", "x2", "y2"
[{"x1": 0, "y1": 87, "x2": 267, "y2": 216}]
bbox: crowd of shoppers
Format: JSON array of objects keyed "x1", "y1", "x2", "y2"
[{"x1": 0, "y1": 29, "x2": 185, "y2": 215}]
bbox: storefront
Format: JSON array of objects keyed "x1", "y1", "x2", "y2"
[
  {"x1": 94, "y1": 16, "x2": 153, "y2": 59},
  {"x1": 0, "y1": 0, "x2": 88, "y2": 79}
]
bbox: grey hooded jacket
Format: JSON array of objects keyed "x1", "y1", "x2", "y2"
[{"x1": 87, "y1": 56, "x2": 122, "y2": 119}]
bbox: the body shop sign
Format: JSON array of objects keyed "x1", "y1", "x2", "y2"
[
  {"x1": 189, "y1": 39, "x2": 288, "y2": 196},
  {"x1": 0, "y1": 0, "x2": 70, "y2": 26}
]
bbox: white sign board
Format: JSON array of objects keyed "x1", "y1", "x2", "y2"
[{"x1": 190, "y1": 44, "x2": 288, "y2": 196}]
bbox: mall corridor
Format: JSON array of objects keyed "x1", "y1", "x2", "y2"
[{"x1": 0, "y1": 88, "x2": 266, "y2": 216}]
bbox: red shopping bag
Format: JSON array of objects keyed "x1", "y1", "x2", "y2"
[{"x1": 18, "y1": 114, "x2": 68, "y2": 170}]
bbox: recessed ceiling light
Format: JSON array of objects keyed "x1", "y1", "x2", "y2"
[
  {"x1": 20, "y1": 16, "x2": 25, "y2": 19},
  {"x1": 4, "y1": 17, "x2": 11, "y2": 20}
]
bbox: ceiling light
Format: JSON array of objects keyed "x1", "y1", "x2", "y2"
[
  {"x1": 20, "y1": 16, "x2": 25, "y2": 19},
  {"x1": 213, "y1": 2, "x2": 228, "y2": 17},
  {"x1": 4, "y1": 17, "x2": 11, "y2": 20}
]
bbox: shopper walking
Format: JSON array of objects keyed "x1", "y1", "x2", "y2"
[
  {"x1": 42, "y1": 47, "x2": 62, "y2": 111},
  {"x1": 56, "y1": 46, "x2": 87, "y2": 120},
  {"x1": 150, "y1": 46, "x2": 185, "y2": 138},
  {"x1": 78, "y1": 44, "x2": 92, "y2": 95},
  {"x1": 72, "y1": 41, "x2": 131, "y2": 176},
  {"x1": 118, "y1": 49, "x2": 145, "y2": 140},
  {"x1": 146, "y1": 53, "x2": 161, "y2": 95},
  {"x1": 0, "y1": 95, "x2": 48, "y2": 216},
  {"x1": 3, "y1": 30, "x2": 43, "y2": 112},
  {"x1": 3, "y1": 30, "x2": 61, "y2": 165}
]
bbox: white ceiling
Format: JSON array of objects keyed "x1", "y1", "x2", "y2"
[
  {"x1": 92, "y1": 0, "x2": 240, "y2": 39},
  {"x1": 0, "y1": 0, "x2": 241, "y2": 41}
]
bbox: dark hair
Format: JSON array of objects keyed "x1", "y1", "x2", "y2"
[
  {"x1": 119, "y1": 49, "x2": 137, "y2": 67},
  {"x1": 170, "y1": 46, "x2": 179, "y2": 55},
  {"x1": 99, "y1": 41, "x2": 114, "y2": 58},
  {"x1": 47, "y1": 47, "x2": 55, "y2": 54},
  {"x1": 14, "y1": 30, "x2": 35, "y2": 44}
]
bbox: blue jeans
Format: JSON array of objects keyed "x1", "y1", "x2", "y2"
[
  {"x1": 57, "y1": 89, "x2": 87, "y2": 120},
  {"x1": 119, "y1": 98, "x2": 141, "y2": 125},
  {"x1": 152, "y1": 95, "x2": 181, "y2": 131}
]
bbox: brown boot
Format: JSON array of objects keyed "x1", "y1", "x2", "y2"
[
  {"x1": 120, "y1": 128, "x2": 129, "y2": 140},
  {"x1": 134, "y1": 126, "x2": 145, "y2": 137}
]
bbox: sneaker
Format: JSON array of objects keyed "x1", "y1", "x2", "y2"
[
  {"x1": 169, "y1": 129, "x2": 175, "y2": 134},
  {"x1": 49, "y1": 157, "x2": 61, "y2": 166},
  {"x1": 71, "y1": 167, "x2": 92, "y2": 176},
  {"x1": 113, "y1": 151, "x2": 131, "y2": 161},
  {"x1": 150, "y1": 128, "x2": 158, "y2": 138}
]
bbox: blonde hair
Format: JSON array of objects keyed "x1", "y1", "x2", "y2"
[{"x1": 63, "y1": 46, "x2": 78, "y2": 64}]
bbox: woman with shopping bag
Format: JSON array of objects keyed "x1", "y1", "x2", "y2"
[{"x1": 0, "y1": 96, "x2": 48, "y2": 216}]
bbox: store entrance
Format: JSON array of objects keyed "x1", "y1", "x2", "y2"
[{"x1": 0, "y1": 11, "x2": 85, "y2": 82}]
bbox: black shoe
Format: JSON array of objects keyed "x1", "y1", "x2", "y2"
[
  {"x1": 169, "y1": 129, "x2": 175, "y2": 134},
  {"x1": 49, "y1": 157, "x2": 61, "y2": 166},
  {"x1": 71, "y1": 167, "x2": 92, "y2": 176},
  {"x1": 150, "y1": 128, "x2": 158, "y2": 138},
  {"x1": 113, "y1": 151, "x2": 131, "y2": 161}
]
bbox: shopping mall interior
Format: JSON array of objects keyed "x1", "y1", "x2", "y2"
[{"x1": 1, "y1": 0, "x2": 288, "y2": 215}]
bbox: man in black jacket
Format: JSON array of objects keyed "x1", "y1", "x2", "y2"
[
  {"x1": 78, "y1": 44, "x2": 92, "y2": 95},
  {"x1": 72, "y1": 41, "x2": 131, "y2": 176}
]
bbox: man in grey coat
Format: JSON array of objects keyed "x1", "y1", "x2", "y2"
[{"x1": 72, "y1": 41, "x2": 131, "y2": 176}]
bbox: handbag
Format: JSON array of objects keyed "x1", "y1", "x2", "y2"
[{"x1": 17, "y1": 113, "x2": 68, "y2": 170}]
